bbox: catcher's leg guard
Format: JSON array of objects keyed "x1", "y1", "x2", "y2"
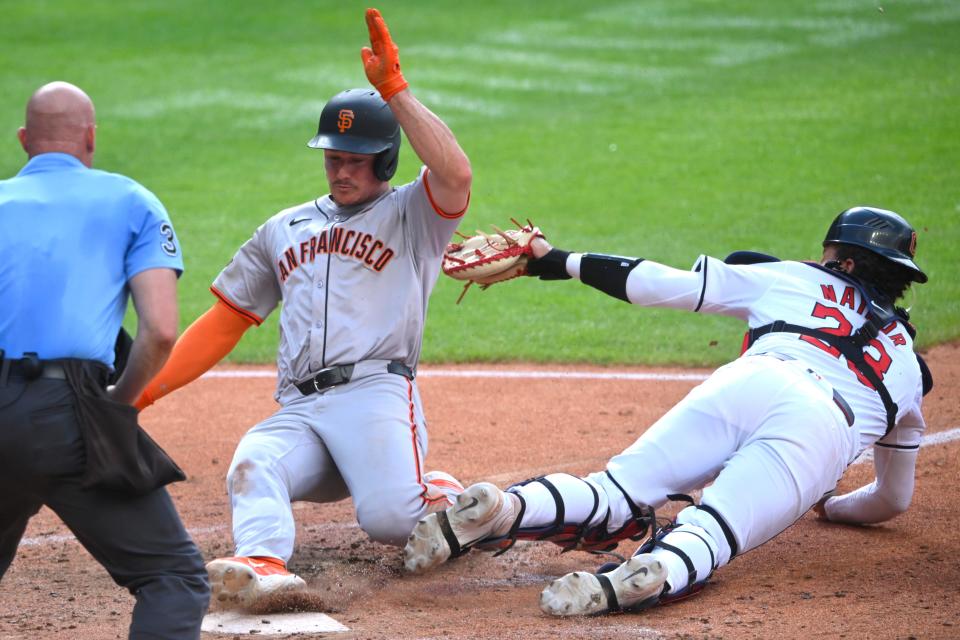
[
  {"x1": 625, "y1": 498, "x2": 728, "y2": 604},
  {"x1": 478, "y1": 471, "x2": 656, "y2": 555}
]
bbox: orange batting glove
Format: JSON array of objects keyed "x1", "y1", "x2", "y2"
[{"x1": 361, "y1": 8, "x2": 408, "y2": 102}]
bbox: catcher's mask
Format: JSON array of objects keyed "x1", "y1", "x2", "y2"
[
  {"x1": 307, "y1": 89, "x2": 401, "y2": 181},
  {"x1": 823, "y1": 206, "x2": 927, "y2": 284}
]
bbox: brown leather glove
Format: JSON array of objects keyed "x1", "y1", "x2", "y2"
[{"x1": 361, "y1": 8, "x2": 408, "y2": 102}]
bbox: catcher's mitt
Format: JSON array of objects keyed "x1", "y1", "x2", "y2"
[{"x1": 442, "y1": 218, "x2": 543, "y2": 303}]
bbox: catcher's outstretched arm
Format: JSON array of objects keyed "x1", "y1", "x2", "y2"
[
  {"x1": 134, "y1": 300, "x2": 254, "y2": 410},
  {"x1": 529, "y1": 245, "x2": 703, "y2": 310}
]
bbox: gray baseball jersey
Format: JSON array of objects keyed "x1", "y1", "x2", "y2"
[
  {"x1": 212, "y1": 168, "x2": 467, "y2": 560},
  {"x1": 212, "y1": 167, "x2": 460, "y2": 399}
]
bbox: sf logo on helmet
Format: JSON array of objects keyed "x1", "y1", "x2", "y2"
[{"x1": 337, "y1": 109, "x2": 354, "y2": 133}]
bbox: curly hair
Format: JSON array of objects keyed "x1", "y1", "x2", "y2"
[{"x1": 831, "y1": 244, "x2": 915, "y2": 302}]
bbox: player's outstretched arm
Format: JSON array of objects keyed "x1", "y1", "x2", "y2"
[
  {"x1": 526, "y1": 237, "x2": 704, "y2": 309},
  {"x1": 134, "y1": 300, "x2": 254, "y2": 410},
  {"x1": 361, "y1": 8, "x2": 471, "y2": 215}
]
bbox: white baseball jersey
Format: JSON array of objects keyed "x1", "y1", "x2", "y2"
[
  {"x1": 612, "y1": 255, "x2": 925, "y2": 453},
  {"x1": 212, "y1": 167, "x2": 460, "y2": 400},
  {"x1": 508, "y1": 253, "x2": 926, "y2": 597},
  {"x1": 693, "y1": 256, "x2": 925, "y2": 453}
]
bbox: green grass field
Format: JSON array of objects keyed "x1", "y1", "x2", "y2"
[{"x1": 2, "y1": 0, "x2": 957, "y2": 365}]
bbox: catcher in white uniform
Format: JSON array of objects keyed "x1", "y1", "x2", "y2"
[
  {"x1": 404, "y1": 207, "x2": 931, "y2": 617},
  {"x1": 136, "y1": 8, "x2": 471, "y2": 607}
]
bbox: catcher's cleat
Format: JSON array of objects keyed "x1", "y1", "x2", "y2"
[
  {"x1": 206, "y1": 556, "x2": 306, "y2": 608},
  {"x1": 403, "y1": 482, "x2": 521, "y2": 574},
  {"x1": 539, "y1": 554, "x2": 668, "y2": 617}
]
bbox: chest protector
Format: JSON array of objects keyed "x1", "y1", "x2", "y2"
[{"x1": 742, "y1": 261, "x2": 916, "y2": 436}]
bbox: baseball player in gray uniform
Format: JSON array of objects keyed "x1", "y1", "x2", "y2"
[
  {"x1": 404, "y1": 207, "x2": 930, "y2": 617},
  {"x1": 137, "y1": 8, "x2": 471, "y2": 607}
]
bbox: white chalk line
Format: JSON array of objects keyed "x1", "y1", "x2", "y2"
[{"x1": 200, "y1": 368, "x2": 711, "y2": 382}]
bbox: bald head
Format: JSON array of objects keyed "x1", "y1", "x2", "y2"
[{"x1": 18, "y1": 81, "x2": 97, "y2": 166}]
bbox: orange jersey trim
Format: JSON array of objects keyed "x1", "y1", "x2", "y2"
[
  {"x1": 423, "y1": 169, "x2": 469, "y2": 220},
  {"x1": 210, "y1": 286, "x2": 264, "y2": 326}
]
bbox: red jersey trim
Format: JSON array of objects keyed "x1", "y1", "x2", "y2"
[
  {"x1": 210, "y1": 286, "x2": 264, "y2": 326},
  {"x1": 423, "y1": 169, "x2": 469, "y2": 220}
]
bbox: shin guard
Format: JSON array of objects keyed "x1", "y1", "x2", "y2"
[
  {"x1": 629, "y1": 496, "x2": 729, "y2": 604},
  {"x1": 478, "y1": 472, "x2": 656, "y2": 555}
]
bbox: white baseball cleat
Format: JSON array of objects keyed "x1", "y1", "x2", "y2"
[
  {"x1": 206, "y1": 556, "x2": 307, "y2": 608},
  {"x1": 422, "y1": 470, "x2": 465, "y2": 514},
  {"x1": 403, "y1": 481, "x2": 520, "y2": 574},
  {"x1": 539, "y1": 554, "x2": 668, "y2": 616}
]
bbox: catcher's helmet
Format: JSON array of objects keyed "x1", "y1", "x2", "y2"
[
  {"x1": 307, "y1": 89, "x2": 401, "y2": 181},
  {"x1": 823, "y1": 206, "x2": 927, "y2": 283}
]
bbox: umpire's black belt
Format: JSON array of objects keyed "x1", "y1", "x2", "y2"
[
  {"x1": 295, "y1": 360, "x2": 414, "y2": 396},
  {"x1": 0, "y1": 351, "x2": 68, "y2": 386}
]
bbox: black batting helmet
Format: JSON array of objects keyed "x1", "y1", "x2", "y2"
[
  {"x1": 823, "y1": 206, "x2": 927, "y2": 283},
  {"x1": 307, "y1": 89, "x2": 401, "y2": 181}
]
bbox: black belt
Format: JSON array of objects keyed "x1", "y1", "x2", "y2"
[
  {"x1": 0, "y1": 353, "x2": 67, "y2": 386},
  {"x1": 295, "y1": 361, "x2": 414, "y2": 396},
  {"x1": 830, "y1": 387, "x2": 855, "y2": 427},
  {"x1": 801, "y1": 366, "x2": 855, "y2": 427}
]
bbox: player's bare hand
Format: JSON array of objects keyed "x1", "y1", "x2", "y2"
[
  {"x1": 106, "y1": 384, "x2": 138, "y2": 406},
  {"x1": 361, "y1": 8, "x2": 408, "y2": 102},
  {"x1": 812, "y1": 493, "x2": 834, "y2": 521},
  {"x1": 530, "y1": 236, "x2": 553, "y2": 259}
]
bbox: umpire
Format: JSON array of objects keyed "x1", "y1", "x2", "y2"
[{"x1": 0, "y1": 82, "x2": 209, "y2": 638}]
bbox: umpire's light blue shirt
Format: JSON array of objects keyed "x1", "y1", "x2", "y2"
[{"x1": 0, "y1": 152, "x2": 183, "y2": 368}]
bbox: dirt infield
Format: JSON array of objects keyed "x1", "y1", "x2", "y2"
[{"x1": 3, "y1": 343, "x2": 959, "y2": 639}]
